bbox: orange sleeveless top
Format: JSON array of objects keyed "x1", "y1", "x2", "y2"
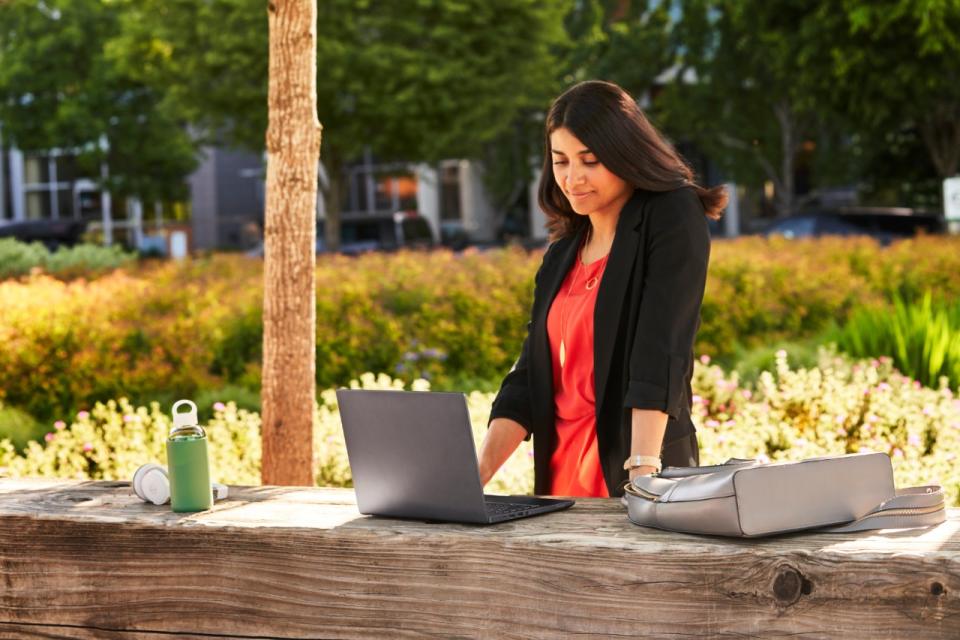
[{"x1": 545, "y1": 249, "x2": 610, "y2": 497}]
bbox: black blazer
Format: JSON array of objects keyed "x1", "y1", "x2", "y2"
[{"x1": 489, "y1": 187, "x2": 711, "y2": 497}]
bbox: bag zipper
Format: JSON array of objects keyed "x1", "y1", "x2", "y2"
[
  {"x1": 625, "y1": 483, "x2": 661, "y2": 501},
  {"x1": 858, "y1": 504, "x2": 944, "y2": 519}
]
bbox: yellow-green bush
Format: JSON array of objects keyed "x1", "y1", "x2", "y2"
[
  {"x1": 3, "y1": 356, "x2": 957, "y2": 506},
  {"x1": 3, "y1": 236, "x2": 960, "y2": 424}
]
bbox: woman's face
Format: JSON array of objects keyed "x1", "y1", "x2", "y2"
[{"x1": 550, "y1": 126, "x2": 633, "y2": 218}]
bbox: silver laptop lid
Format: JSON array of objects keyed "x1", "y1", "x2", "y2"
[{"x1": 336, "y1": 389, "x2": 490, "y2": 523}]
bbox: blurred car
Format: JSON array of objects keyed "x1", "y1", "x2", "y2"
[
  {"x1": 318, "y1": 211, "x2": 435, "y2": 255},
  {"x1": 0, "y1": 218, "x2": 88, "y2": 251},
  {"x1": 248, "y1": 211, "x2": 435, "y2": 257},
  {"x1": 763, "y1": 207, "x2": 945, "y2": 245}
]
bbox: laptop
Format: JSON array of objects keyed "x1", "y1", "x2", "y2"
[{"x1": 336, "y1": 389, "x2": 575, "y2": 524}]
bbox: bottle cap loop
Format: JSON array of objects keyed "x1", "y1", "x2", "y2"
[{"x1": 170, "y1": 399, "x2": 204, "y2": 437}]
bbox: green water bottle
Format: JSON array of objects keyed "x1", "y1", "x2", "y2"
[{"x1": 166, "y1": 400, "x2": 213, "y2": 512}]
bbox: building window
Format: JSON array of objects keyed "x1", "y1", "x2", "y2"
[
  {"x1": 21, "y1": 151, "x2": 81, "y2": 220},
  {"x1": 343, "y1": 153, "x2": 418, "y2": 215}
]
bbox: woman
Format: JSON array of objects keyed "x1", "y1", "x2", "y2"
[{"x1": 477, "y1": 80, "x2": 726, "y2": 498}]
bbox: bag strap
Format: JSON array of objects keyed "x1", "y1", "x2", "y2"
[{"x1": 818, "y1": 485, "x2": 946, "y2": 533}]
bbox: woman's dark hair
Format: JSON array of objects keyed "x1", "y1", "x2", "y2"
[{"x1": 538, "y1": 80, "x2": 727, "y2": 239}]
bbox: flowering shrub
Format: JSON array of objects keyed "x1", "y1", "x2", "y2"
[
  {"x1": 0, "y1": 372, "x2": 532, "y2": 496},
  {"x1": 3, "y1": 236, "x2": 960, "y2": 424},
  {"x1": 692, "y1": 349, "x2": 960, "y2": 505},
  {"x1": 3, "y1": 356, "x2": 957, "y2": 506}
]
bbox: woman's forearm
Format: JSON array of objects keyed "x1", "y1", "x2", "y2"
[
  {"x1": 477, "y1": 418, "x2": 528, "y2": 486},
  {"x1": 629, "y1": 408, "x2": 669, "y2": 477}
]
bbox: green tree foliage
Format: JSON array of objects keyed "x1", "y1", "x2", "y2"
[
  {"x1": 0, "y1": 0, "x2": 197, "y2": 201},
  {"x1": 655, "y1": 0, "x2": 846, "y2": 216},
  {"x1": 109, "y1": 0, "x2": 566, "y2": 245},
  {"x1": 560, "y1": 0, "x2": 673, "y2": 95},
  {"x1": 651, "y1": 0, "x2": 959, "y2": 214},
  {"x1": 807, "y1": 0, "x2": 960, "y2": 207}
]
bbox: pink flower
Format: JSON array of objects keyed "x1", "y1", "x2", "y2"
[
  {"x1": 757, "y1": 453, "x2": 770, "y2": 464},
  {"x1": 82, "y1": 442, "x2": 93, "y2": 452},
  {"x1": 742, "y1": 390, "x2": 752, "y2": 399},
  {"x1": 717, "y1": 435, "x2": 727, "y2": 444},
  {"x1": 877, "y1": 383, "x2": 891, "y2": 392},
  {"x1": 123, "y1": 414, "x2": 135, "y2": 423},
  {"x1": 775, "y1": 349, "x2": 787, "y2": 358},
  {"x1": 692, "y1": 394, "x2": 703, "y2": 405},
  {"x1": 527, "y1": 450, "x2": 534, "y2": 458},
  {"x1": 44, "y1": 433, "x2": 55, "y2": 442},
  {"x1": 922, "y1": 406, "x2": 933, "y2": 416},
  {"x1": 908, "y1": 434, "x2": 921, "y2": 446},
  {"x1": 77, "y1": 410, "x2": 90, "y2": 420},
  {"x1": 914, "y1": 381, "x2": 922, "y2": 389},
  {"x1": 705, "y1": 419, "x2": 720, "y2": 428},
  {"x1": 213, "y1": 402, "x2": 226, "y2": 412},
  {"x1": 879, "y1": 356, "x2": 892, "y2": 365},
  {"x1": 858, "y1": 445, "x2": 873, "y2": 453},
  {"x1": 723, "y1": 419, "x2": 736, "y2": 428},
  {"x1": 835, "y1": 428, "x2": 847, "y2": 437},
  {"x1": 54, "y1": 420, "x2": 66, "y2": 430},
  {"x1": 699, "y1": 354, "x2": 711, "y2": 365},
  {"x1": 891, "y1": 448, "x2": 904, "y2": 458}
]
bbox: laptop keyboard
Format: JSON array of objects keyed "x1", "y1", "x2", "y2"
[{"x1": 485, "y1": 501, "x2": 532, "y2": 517}]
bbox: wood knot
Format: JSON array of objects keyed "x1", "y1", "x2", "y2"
[
  {"x1": 931, "y1": 582, "x2": 945, "y2": 596},
  {"x1": 267, "y1": 1, "x2": 276, "y2": 13},
  {"x1": 773, "y1": 566, "x2": 812, "y2": 605}
]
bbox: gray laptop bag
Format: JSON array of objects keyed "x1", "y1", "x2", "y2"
[{"x1": 622, "y1": 452, "x2": 945, "y2": 537}]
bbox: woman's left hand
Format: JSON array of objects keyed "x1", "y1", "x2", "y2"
[{"x1": 629, "y1": 465, "x2": 659, "y2": 481}]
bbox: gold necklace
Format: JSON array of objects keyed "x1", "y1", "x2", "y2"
[{"x1": 559, "y1": 249, "x2": 585, "y2": 369}]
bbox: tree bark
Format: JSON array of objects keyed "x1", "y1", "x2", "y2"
[
  {"x1": 918, "y1": 101, "x2": 960, "y2": 179},
  {"x1": 321, "y1": 152, "x2": 343, "y2": 253},
  {"x1": 261, "y1": 0, "x2": 321, "y2": 485},
  {"x1": 774, "y1": 100, "x2": 797, "y2": 217}
]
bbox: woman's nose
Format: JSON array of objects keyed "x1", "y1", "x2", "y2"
[{"x1": 565, "y1": 164, "x2": 585, "y2": 187}]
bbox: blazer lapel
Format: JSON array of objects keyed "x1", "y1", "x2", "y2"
[
  {"x1": 594, "y1": 190, "x2": 647, "y2": 412},
  {"x1": 529, "y1": 227, "x2": 583, "y2": 431}
]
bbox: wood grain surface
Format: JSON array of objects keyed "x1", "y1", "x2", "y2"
[{"x1": 1, "y1": 478, "x2": 958, "y2": 639}]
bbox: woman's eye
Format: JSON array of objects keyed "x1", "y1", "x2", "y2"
[
  {"x1": 584, "y1": 160, "x2": 598, "y2": 165},
  {"x1": 553, "y1": 161, "x2": 567, "y2": 166}
]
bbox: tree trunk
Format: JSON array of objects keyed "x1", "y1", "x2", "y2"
[
  {"x1": 321, "y1": 152, "x2": 343, "y2": 253},
  {"x1": 261, "y1": 0, "x2": 321, "y2": 485},
  {"x1": 774, "y1": 100, "x2": 796, "y2": 217},
  {"x1": 918, "y1": 101, "x2": 960, "y2": 179}
]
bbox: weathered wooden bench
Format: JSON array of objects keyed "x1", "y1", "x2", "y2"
[{"x1": 0, "y1": 477, "x2": 957, "y2": 638}]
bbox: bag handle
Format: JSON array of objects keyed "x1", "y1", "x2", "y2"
[{"x1": 818, "y1": 485, "x2": 946, "y2": 533}]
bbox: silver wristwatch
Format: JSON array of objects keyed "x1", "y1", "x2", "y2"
[{"x1": 623, "y1": 454, "x2": 662, "y2": 473}]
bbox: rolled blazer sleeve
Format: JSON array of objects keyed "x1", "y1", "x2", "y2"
[
  {"x1": 624, "y1": 188, "x2": 710, "y2": 420},
  {"x1": 488, "y1": 245, "x2": 555, "y2": 439}
]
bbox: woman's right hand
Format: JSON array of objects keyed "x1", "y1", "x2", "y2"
[{"x1": 477, "y1": 418, "x2": 529, "y2": 486}]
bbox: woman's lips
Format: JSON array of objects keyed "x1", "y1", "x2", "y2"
[{"x1": 568, "y1": 191, "x2": 593, "y2": 199}]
